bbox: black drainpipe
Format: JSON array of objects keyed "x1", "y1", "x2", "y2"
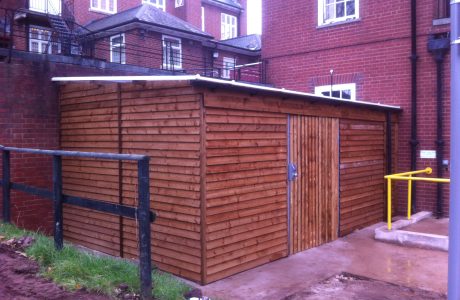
[
  {"x1": 428, "y1": 34, "x2": 450, "y2": 218},
  {"x1": 409, "y1": 0, "x2": 419, "y2": 213}
]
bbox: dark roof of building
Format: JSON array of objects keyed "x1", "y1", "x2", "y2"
[
  {"x1": 218, "y1": 34, "x2": 261, "y2": 51},
  {"x1": 82, "y1": 4, "x2": 212, "y2": 38}
]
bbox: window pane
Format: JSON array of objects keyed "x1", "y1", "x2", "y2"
[
  {"x1": 342, "y1": 89, "x2": 352, "y2": 99},
  {"x1": 346, "y1": 0, "x2": 355, "y2": 16},
  {"x1": 31, "y1": 29, "x2": 38, "y2": 39},
  {"x1": 336, "y1": 2, "x2": 345, "y2": 18},
  {"x1": 31, "y1": 41, "x2": 39, "y2": 52},
  {"x1": 322, "y1": 91, "x2": 331, "y2": 97},
  {"x1": 332, "y1": 90, "x2": 341, "y2": 98},
  {"x1": 112, "y1": 36, "x2": 122, "y2": 44},
  {"x1": 325, "y1": 4, "x2": 335, "y2": 20}
]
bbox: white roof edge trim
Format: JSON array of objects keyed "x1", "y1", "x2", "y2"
[{"x1": 51, "y1": 75, "x2": 401, "y2": 110}]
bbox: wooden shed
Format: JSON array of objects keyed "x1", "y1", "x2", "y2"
[{"x1": 52, "y1": 75, "x2": 400, "y2": 284}]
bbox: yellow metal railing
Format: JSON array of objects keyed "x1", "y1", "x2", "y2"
[{"x1": 384, "y1": 167, "x2": 450, "y2": 230}]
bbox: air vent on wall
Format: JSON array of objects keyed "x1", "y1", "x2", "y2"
[{"x1": 175, "y1": 0, "x2": 184, "y2": 8}]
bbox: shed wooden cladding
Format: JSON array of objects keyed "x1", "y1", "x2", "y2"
[{"x1": 57, "y1": 78, "x2": 399, "y2": 285}]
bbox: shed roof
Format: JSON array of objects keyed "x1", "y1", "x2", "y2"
[
  {"x1": 82, "y1": 4, "x2": 212, "y2": 38},
  {"x1": 51, "y1": 75, "x2": 401, "y2": 112}
]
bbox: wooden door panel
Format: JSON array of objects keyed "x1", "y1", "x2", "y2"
[{"x1": 289, "y1": 115, "x2": 339, "y2": 254}]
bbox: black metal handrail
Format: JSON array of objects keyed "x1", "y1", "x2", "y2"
[{"x1": 0, "y1": 144, "x2": 154, "y2": 300}]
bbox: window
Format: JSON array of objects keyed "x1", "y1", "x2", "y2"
[
  {"x1": 29, "y1": 26, "x2": 61, "y2": 54},
  {"x1": 315, "y1": 83, "x2": 356, "y2": 100},
  {"x1": 222, "y1": 57, "x2": 235, "y2": 79},
  {"x1": 91, "y1": 0, "x2": 116, "y2": 13},
  {"x1": 201, "y1": 6, "x2": 205, "y2": 31},
  {"x1": 110, "y1": 34, "x2": 126, "y2": 64},
  {"x1": 29, "y1": 0, "x2": 61, "y2": 15},
  {"x1": 318, "y1": 0, "x2": 359, "y2": 26},
  {"x1": 175, "y1": 0, "x2": 184, "y2": 8},
  {"x1": 221, "y1": 13, "x2": 237, "y2": 40},
  {"x1": 435, "y1": 0, "x2": 450, "y2": 19},
  {"x1": 162, "y1": 35, "x2": 182, "y2": 70},
  {"x1": 142, "y1": 0, "x2": 166, "y2": 11}
]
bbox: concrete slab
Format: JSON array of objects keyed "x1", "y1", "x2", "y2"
[
  {"x1": 375, "y1": 212, "x2": 448, "y2": 251},
  {"x1": 198, "y1": 223, "x2": 447, "y2": 300},
  {"x1": 405, "y1": 217, "x2": 449, "y2": 236}
]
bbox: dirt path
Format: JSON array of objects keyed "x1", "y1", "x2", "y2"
[{"x1": 0, "y1": 244, "x2": 109, "y2": 300}]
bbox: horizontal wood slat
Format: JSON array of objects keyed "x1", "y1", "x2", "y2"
[
  {"x1": 59, "y1": 82, "x2": 203, "y2": 282},
  {"x1": 204, "y1": 106, "x2": 288, "y2": 282},
  {"x1": 339, "y1": 119, "x2": 386, "y2": 236}
]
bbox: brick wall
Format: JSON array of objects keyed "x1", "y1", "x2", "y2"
[
  {"x1": 262, "y1": 0, "x2": 451, "y2": 216},
  {"x1": 0, "y1": 53, "x2": 160, "y2": 233}
]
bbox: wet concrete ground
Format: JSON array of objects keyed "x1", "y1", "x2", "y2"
[
  {"x1": 199, "y1": 222, "x2": 447, "y2": 300},
  {"x1": 404, "y1": 217, "x2": 449, "y2": 236}
]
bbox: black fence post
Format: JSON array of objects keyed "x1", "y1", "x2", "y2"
[
  {"x1": 138, "y1": 157, "x2": 152, "y2": 300},
  {"x1": 2, "y1": 150, "x2": 11, "y2": 223},
  {"x1": 53, "y1": 155, "x2": 63, "y2": 250}
]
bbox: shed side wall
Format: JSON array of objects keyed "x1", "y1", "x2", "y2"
[{"x1": 60, "y1": 81, "x2": 203, "y2": 282}]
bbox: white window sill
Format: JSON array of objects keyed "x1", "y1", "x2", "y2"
[
  {"x1": 89, "y1": 8, "x2": 116, "y2": 15},
  {"x1": 433, "y1": 18, "x2": 450, "y2": 26},
  {"x1": 317, "y1": 18, "x2": 360, "y2": 29},
  {"x1": 162, "y1": 66, "x2": 183, "y2": 70}
]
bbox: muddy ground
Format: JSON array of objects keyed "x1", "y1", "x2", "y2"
[
  {"x1": 0, "y1": 243, "x2": 109, "y2": 300},
  {"x1": 283, "y1": 273, "x2": 446, "y2": 300}
]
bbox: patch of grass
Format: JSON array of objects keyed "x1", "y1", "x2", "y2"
[{"x1": 0, "y1": 222, "x2": 191, "y2": 300}]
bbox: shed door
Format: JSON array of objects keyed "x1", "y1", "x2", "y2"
[{"x1": 288, "y1": 115, "x2": 339, "y2": 254}]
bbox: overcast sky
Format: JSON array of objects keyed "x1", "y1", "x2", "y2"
[{"x1": 247, "y1": 0, "x2": 262, "y2": 34}]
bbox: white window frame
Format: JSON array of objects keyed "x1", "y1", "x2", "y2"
[
  {"x1": 29, "y1": 26, "x2": 61, "y2": 54},
  {"x1": 318, "y1": 0, "x2": 359, "y2": 26},
  {"x1": 221, "y1": 13, "x2": 237, "y2": 40},
  {"x1": 315, "y1": 83, "x2": 356, "y2": 100},
  {"x1": 175, "y1": 0, "x2": 185, "y2": 8},
  {"x1": 201, "y1": 6, "x2": 205, "y2": 31},
  {"x1": 142, "y1": 0, "x2": 166, "y2": 11},
  {"x1": 110, "y1": 34, "x2": 126, "y2": 64},
  {"x1": 90, "y1": 0, "x2": 117, "y2": 14},
  {"x1": 29, "y1": 0, "x2": 61, "y2": 15},
  {"x1": 222, "y1": 57, "x2": 235, "y2": 79},
  {"x1": 162, "y1": 35, "x2": 182, "y2": 70}
]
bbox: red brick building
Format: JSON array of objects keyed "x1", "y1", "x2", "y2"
[
  {"x1": 262, "y1": 0, "x2": 451, "y2": 217},
  {"x1": 0, "y1": 0, "x2": 261, "y2": 82},
  {"x1": 0, "y1": 0, "x2": 260, "y2": 234}
]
